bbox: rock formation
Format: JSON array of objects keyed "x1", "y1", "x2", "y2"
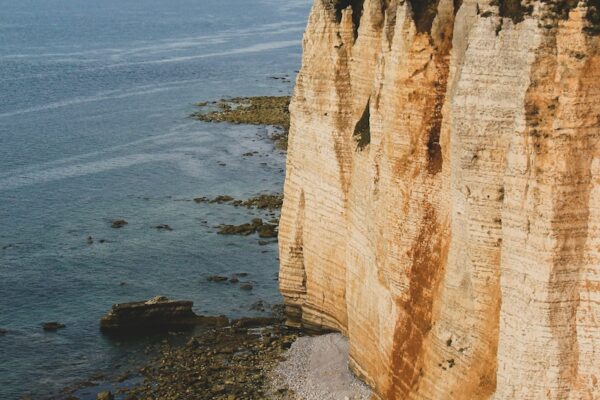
[
  {"x1": 278, "y1": 0, "x2": 600, "y2": 398},
  {"x1": 100, "y1": 296, "x2": 228, "y2": 333}
]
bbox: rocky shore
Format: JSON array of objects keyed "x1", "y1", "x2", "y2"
[{"x1": 96, "y1": 317, "x2": 302, "y2": 400}]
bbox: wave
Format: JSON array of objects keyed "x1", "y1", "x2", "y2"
[
  {"x1": 0, "y1": 153, "x2": 178, "y2": 191},
  {"x1": 0, "y1": 22, "x2": 305, "y2": 61},
  {"x1": 0, "y1": 121, "x2": 200, "y2": 180},
  {"x1": 113, "y1": 40, "x2": 300, "y2": 67},
  {"x1": 0, "y1": 79, "x2": 202, "y2": 120}
]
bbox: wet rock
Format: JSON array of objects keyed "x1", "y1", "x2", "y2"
[
  {"x1": 257, "y1": 224, "x2": 278, "y2": 238},
  {"x1": 96, "y1": 391, "x2": 114, "y2": 400},
  {"x1": 240, "y1": 194, "x2": 283, "y2": 210},
  {"x1": 193, "y1": 197, "x2": 209, "y2": 203},
  {"x1": 191, "y1": 97, "x2": 290, "y2": 148},
  {"x1": 155, "y1": 224, "x2": 173, "y2": 231},
  {"x1": 210, "y1": 195, "x2": 234, "y2": 204},
  {"x1": 218, "y1": 218, "x2": 263, "y2": 236},
  {"x1": 229, "y1": 277, "x2": 240, "y2": 284},
  {"x1": 86, "y1": 236, "x2": 94, "y2": 244},
  {"x1": 240, "y1": 283, "x2": 253, "y2": 291},
  {"x1": 100, "y1": 296, "x2": 227, "y2": 333},
  {"x1": 111, "y1": 219, "x2": 128, "y2": 229},
  {"x1": 207, "y1": 275, "x2": 228, "y2": 282},
  {"x1": 43, "y1": 322, "x2": 66, "y2": 331}
]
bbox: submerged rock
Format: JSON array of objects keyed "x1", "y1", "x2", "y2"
[
  {"x1": 100, "y1": 296, "x2": 228, "y2": 333},
  {"x1": 211, "y1": 195, "x2": 233, "y2": 203},
  {"x1": 43, "y1": 322, "x2": 66, "y2": 332},
  {"x1": 154, "y1": 224, "x2": 173, "y2": 231},
  {"x1": 0, "y1": 328, "x2": 8, "y2": 336},
  {"x1": 111, "y1": 219, "x2": 128, "y2": 229},
  {"x1": 240, "y1": 283, "x2": 253, "y2": 291},
  {"x1": 207, "y1": 275, "x2": 228, "y2": 282}
]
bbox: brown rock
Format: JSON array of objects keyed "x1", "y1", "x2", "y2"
[
  {"x1": 42, "y1": 322, "x2": 65, "y2": 331},
  {"x1": 99, "y1": 296, "x2": 227, "y2": 333},
  {"x1": 111, "y1": 219, "x2": 128, "y2": 229}
]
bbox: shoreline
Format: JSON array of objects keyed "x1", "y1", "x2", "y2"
[{"x1": 41, "y1": 96, "x2": 293, "y2": 400}]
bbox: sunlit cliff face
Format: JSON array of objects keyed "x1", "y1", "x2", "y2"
[{"x1": 279, "y1": 0, "x2": 600, "y2": 398}]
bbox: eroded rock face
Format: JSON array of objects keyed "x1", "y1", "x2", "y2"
[{"x1": 279, "y1": 0, "x2": 600, "y2": 398}]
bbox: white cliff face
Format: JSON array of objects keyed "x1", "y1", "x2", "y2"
[{"x1": 279, "y1": 0, "x2": 600, "y2": 398}]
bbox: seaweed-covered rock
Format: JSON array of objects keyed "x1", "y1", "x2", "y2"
[
  {"x1": 218, "y1": 218, "x2": 264, "y2": 236},
  {"x1": 257, "y1": 224, "x2": 278, "y2": 239}
]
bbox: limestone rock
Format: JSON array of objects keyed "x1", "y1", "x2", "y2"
[{"x1": 279, "y1": 1, "x2": 600, "y2": 398}]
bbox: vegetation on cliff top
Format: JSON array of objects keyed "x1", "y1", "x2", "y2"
[{"x1": 490, "y1": 0, "x2": 600, "y2": 33}]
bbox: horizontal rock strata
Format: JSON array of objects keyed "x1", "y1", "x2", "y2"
[{"x1": 279, "y1": 0, "x2": 600, "y2": 398}]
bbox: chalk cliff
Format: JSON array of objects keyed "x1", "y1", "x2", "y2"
[{"x1": 278, "y1": 0, "x2": 600, "y2": 398}]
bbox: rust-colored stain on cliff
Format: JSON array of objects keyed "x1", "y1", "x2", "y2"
[{"x1": 386, "y1": 203, "x2": 445, "y2": 398}]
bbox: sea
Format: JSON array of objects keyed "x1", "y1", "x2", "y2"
[{"x1": 0, "y1": 0, "x2": 311, "y2": 398}]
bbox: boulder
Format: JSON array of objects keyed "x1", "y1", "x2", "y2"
[{"x1": 100, "y1": 296, "x2": 228, "y2": 333}]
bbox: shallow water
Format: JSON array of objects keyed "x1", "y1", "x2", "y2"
[{"x1": 0, "y1": 0, "x2": 311, "y2": 398}]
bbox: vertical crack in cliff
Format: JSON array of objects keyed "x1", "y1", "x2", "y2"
[
  {"x1": 354, "y1": 100, "x2": 371, "y2": 150},
  {"x1": 407, "y1": 0, "x2": 441, "y2": 33},
  {"x1": 384, "y1": 0, "x2": 399, "y2": 45},
  {"x1": 330, "y1": 0, "x2": 365, "y2": 39},
  {"x1": 426, "y1": 74, "x2": 446, "y2": 174},
  {"x1": 387, "y1": 203, "x2": 445, "y2": 398}
]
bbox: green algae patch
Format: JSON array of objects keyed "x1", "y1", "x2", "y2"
[
  {"x1": 194, "y1": 193, "x2": 283, "y2": 210},
  {"x1": 191, "y1": 96, "x2": 291, "y2": 150},
  {"x1": 236, "y1": 193, "x2": 284, "y2": 210}
]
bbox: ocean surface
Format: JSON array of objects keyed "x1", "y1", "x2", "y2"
[{"x1": 0, "y1": 0, "x2": 311, "y2": 398}]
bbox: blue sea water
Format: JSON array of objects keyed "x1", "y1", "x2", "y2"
[{"x1": 0, "y1": 0, "x2": 311, "y2": 398}]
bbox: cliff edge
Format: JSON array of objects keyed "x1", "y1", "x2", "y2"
[{"x1": 278, "y1": 0, "x2": 600, "y2": 398}]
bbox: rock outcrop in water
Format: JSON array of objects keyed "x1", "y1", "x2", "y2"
[
  {"x1": 279, "y1": 0, "x2": 600, "y2": 398},
  {"x1": 100, "y1": 296, "x2": 228, "y2": 333}
]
